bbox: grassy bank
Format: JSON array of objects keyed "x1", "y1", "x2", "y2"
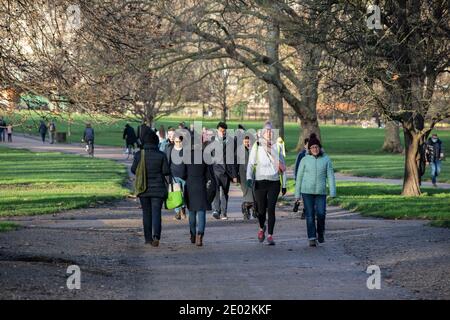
[
  {"x1": 287, "y1": 180, "x2": 450, "y2": 227},
  {"x1": 0, "y1": 146, "x2": 129, "y2": 217},
  {"x1": 0, "y1": 222, "x2": 19, "y2": 232}
]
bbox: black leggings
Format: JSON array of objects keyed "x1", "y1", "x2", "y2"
[{"x1": 254, "y1": 180, "x2": 280, "y2": 235}]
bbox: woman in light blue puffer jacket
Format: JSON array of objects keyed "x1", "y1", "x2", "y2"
[{"x1": 295, "y1": 134, "x2": 336, "y2": 247}]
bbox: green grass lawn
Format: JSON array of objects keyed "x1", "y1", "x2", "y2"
[
  {"x1": 287, "y1": 180, "x2": 450, "y2": 226},
  {"x1": 0, "y1": 146, "x2": 129, "y2": 217},
  {"x1": 0, "y1": 222, "x2": 19, "y2": 232},
  {"x1": 5, "y1": 111, "x2": 450, "y2": 182}
]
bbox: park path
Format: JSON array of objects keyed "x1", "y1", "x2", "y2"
[{"x1": 0, "y1": 135, "x2": 449, "y2": 299}]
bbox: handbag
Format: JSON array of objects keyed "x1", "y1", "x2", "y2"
[
  {"x1": 165, "y1": 180, "x2": 184, "y2": 210},
  {"x1": 134, "y1": 150, "x2": 147, "y2": 196}
]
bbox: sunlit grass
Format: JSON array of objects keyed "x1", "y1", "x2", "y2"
[
  {"x1": 0, "y1": 147, "x2": 129, "y2": 217},
  {"x1": 287, "y1": 180, "x2": 450, "y2": 226}
]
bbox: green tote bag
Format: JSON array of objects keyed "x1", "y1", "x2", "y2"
[
  {"x1": 134, "y1": 150, "x2": 147, "y2": 196},
  {"x1": 165, "y1": 180, "x2": 183, "y2": 210}
]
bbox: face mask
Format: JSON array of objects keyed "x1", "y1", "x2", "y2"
[{"x1": 432, "y1": 138, "x2": 438, "y2": 143}]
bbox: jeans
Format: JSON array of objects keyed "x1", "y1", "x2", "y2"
[
  {"x1": 430, "y1": 160, "x2": 442, "y2": 184},
  {"x1": 172, "y1": 177, "x2": 186, "y2": 213},
  {"x1": 139, "y1": 197, "x2": 163, "y2": 242},
  {"x1": 212, "y1": 174, "x2": 230, "y2": 215},
  {"x1": 50, "y1": 132, "x2": 55, "y2": 144},
  {"x1": 189, "y1": 210, "x2": 206, "y2": 235},
  {"x1": 301, "y1": 194, "x2": 327, "y2": 240},
  {"x1": 254, "y1": 180, "x2": 281, "y2": 235}
]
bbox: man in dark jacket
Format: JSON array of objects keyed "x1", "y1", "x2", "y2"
[
  {"x1": 131, "y1": 130, "x2": 170, "y2": 246},
  {"x1": 207, "y1": 122, "x2": 238, "y2": 220},
  {"x1": 238, "y1": 135, "x2": 256, "y2": 219},
  {"x1": 0, "y1": 117, "x2": 5, "y2": 142},
  {"x1": 38, "y1": 120, "x2": 48, "y2": 143},
  {"x1": 123, "y1": 124, "x2": 138, "y2": 157},
  {"x1": 426, "y1": 133, "x2": 445, "y2": 187}
]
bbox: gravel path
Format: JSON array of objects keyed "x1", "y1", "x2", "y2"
[{"x1": 0, "y1": 136, "x2": 448, "y2": 299}]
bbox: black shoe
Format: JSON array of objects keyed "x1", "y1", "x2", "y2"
[
  {"x1": 318, "y1": 235, "x2": 325, "y2": 243},
  {"x1": 212, "y1": 211, "x2": 220, "y2": 219},
  {"x1": 301, "y1": 209, "x2": 306, "y2": 220},
  {"x1": 190, "y1": 233, "x2": 196, "y2": 244},
  {"x1": 309, "y1": 239, "x2": 317, "y2": 247}
]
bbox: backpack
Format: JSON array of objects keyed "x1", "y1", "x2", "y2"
[{"x1": 134, "y1": 150, "x2": 147, "y2": 196}]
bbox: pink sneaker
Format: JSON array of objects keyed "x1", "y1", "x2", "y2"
[
  {"x1": 267, "y1": 235, "x2": 275, "y2": 246},
  {"x1": 258, "y1": 226, "x2": 266, "y2": 243}
]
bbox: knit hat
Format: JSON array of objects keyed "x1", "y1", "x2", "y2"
[
  {"x1": 143, "y1": 129, "x2": 160, "y2": 145},
  {"x1": 263, "y1": 121, "x2": 273, "y2": 130},
  {"x1": 307, "y1": 133, "x2": 322, "y2": 150}
]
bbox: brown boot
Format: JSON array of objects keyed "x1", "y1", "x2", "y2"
[{"x1": 196, "y1": 234, "x2": 203, "y2": 247}]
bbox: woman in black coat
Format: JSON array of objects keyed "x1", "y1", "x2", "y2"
[
  {"x1": 184, "y1": 143, "x2": 214, "y2": 246},
  {"x1": 123, "y1": 124, "x2": 138, "y2": 154},
  {"x1": 131, "y1": 130, "x2": 170, "y2": 247}
]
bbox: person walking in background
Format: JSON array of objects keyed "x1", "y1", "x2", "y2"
[
  {"x1": 166, "y1": 134, "x2": 187, "y2": 220},
  {"x1": 209, "y1": 122, "x2": 238, "y2": 220},
  {"x1": 0, "y1": 117, "x2": 5, "y2": 142},
  {"x1": 238, "y1": 134, "x2": 255, "y2": 220},
  {"x1": 38, "y1": 120, "x2": 48, "y2": 144},
  {"x1": 6, "y1": 124, "x2": 13, "y2": 142},
  {"x1": 49, "y1": 120, "x2": 56, "y2": 144},
  {"x1": 426, "y1": 133, "x2": 445, "y2": 187},
  {"x1": 159, "y1": 127, "x2": 175, "y2": 152},
  {"x1": 246, "y1": 121, "x2": 287, "y2": 245},
  {"x1": 131, "y1": 130, "x2": 170, "y2": 247},
  {"x1": 83, "y1": 123, "x2": 95, "y2": 155},
  {"x1": 137, "y1": 120, "x2": 151, "y2": 149},
  {"x1": 295, "y1": 134, "x2": 336, "y2": 247},
  {"x1": 293, "y1": 137, "x2": 310, "y2": 220},
  {"x1": 184, "y1": 142, "x2": 214, "y2": 246},
  {"x1": 123, "y1": 124, "x2": 138, "y2": 157},
  {"x1": 157, "y1": 125, "x2": 166, "y2": 144}
]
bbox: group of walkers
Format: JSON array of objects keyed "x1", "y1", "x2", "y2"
[
  {"x1": 38, "y1": 120, "x2": 57, "y2": 144},
  {"x1": 130, "y1": 119, "x2": 338, "y2": 248},
  {"x1": 0, "y1": 117, "x2": 13, "y2": 142}
]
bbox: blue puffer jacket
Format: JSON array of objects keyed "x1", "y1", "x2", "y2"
[{"x1": 295, "y1": 153, "x2": 336, "y2": 198}]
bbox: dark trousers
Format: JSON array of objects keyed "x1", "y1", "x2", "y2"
[
  {"x1": 7, "y1": 134, "x2": 12, "y2": 142},
  {"x1": 254, "y1": 180, "x2": 280, "y2": 235},
  {"x1": 40, "y1": 132, "x2": 46, "y2": 143},
  {"x1": 0, "y1": 130, "x2": 4, "y2": 142},
  {"x1": 139, "y1": 197, "x2": 163, "y2": 242},
  {"x1": 301, "y1": 194, "x2": 327, "y2": 240},
  {"x1": 212, "y1": 174, "x2": 231, "y2": 214}
]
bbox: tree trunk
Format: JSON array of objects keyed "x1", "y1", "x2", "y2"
[
  {"x1": 402, "y1": 128, "x2": 423, "y2": 196},
  {"x1": 296, "y1": 117, "x2": 321, "y2": 151},
  {"x1": 265, "y1": 19, "x2": 284, "y2": 138},
  {"x1": 221, "y1": 104, "x2": 227, "y2": 122},
  {"x1": 382, "y1": 120, "x2": 403, "y2": 153}
]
